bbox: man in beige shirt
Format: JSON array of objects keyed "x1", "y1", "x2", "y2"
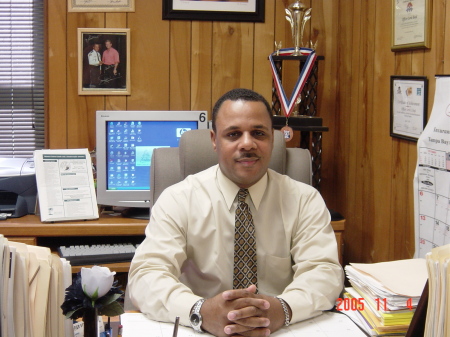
[{"x1": 128, "y1": 88, "x2": 344, "y2": 336}]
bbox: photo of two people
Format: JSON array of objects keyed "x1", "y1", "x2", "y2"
[{"x1": 78, "y1": 29, "x2": 130, "y2": 95}]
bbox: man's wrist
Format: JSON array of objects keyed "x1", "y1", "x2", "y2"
[
  {"x1": 275, "y1": 296, "x2": 291, "y2": 326},
  {"x1": 189, "y1": 298, "x2": 205, "y2": 333}
]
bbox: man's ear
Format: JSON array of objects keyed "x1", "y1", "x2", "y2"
[{"x1": 210, "y1": 130, "x2": 217, "y2": 151}]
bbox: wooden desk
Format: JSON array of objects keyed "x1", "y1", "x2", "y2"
[
  {"x1": 0, "y1": 214, "x2": 345, "y2": 271},
  {"x1": 0, "y1": 213, "x2": 147, "y2": 273},
  {"x1": 0, "y1": 213, "x2": 147, "y2": 238}
]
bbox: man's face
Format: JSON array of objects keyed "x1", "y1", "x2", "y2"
[
  {"x1": 211, "y1": 99, "x2": 273, "y2": 189},
  {"x1": 105, "y1": 41, "x2": 112, "y2": 49},
  {"x1": 93, "y1": 44, "x2": 100, "y2": 51}
]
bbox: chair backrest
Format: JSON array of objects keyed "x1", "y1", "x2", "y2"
[
  {"x1": 178, "y1": 129, "x2": 286, "y2": 178},
  {"x1": 150, "y1": 129, "x2": 312, "y2": 207}
]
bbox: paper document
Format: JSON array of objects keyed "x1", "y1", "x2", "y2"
[
  {"x1": 0, "y1": 237, "x2": 70, "y2": 337},
  {"x1": 121, "y1": 311, "x2": 367, "y2": 337},
  {"x1": 34, "y1": 148, "x2": 99, "y2": 222},
  {"x1": 424, "y1": 244, "x2": 450, "y2": 337},
  {"x1": 350, "y1": 258, "x2": 427, "y2": 297}
]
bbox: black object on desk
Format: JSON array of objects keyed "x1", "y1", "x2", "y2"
[
  {"x1": 172, "y1": 316, "x2": 179, "y2": 337},
  {"x1": 329, "y1": 209, "x2": 344, "y2": 221},
  {"x1": 405, "y1": 280, "x2": 428, "y2": 337}
]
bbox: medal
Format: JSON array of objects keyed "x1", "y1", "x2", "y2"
[
  {"x1": 269, "y1": 47, "x2": 317, "y2": 142},
  {"x1": 281, "y1": 125, "x2": 294, "y2": 142}
]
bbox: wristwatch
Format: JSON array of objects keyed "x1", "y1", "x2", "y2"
[{"x1": 189, "y1": 299, "x2": 205, "y2": 333}]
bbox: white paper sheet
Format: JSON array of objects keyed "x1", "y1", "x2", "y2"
[{"x1": 350, "y1": 258, "x2": 427, "y2": 297}]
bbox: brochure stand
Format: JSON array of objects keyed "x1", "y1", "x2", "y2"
[{"x1": 34, "y1": 148, "x2": 99, "y2": 222}]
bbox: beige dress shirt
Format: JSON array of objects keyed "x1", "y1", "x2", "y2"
[{"x1": 128, "y1": 165, "x2": 343, "y2": 327}]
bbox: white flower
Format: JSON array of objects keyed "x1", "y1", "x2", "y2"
[{"x1": 81, "y1": 266, "x2": 116, "y2": 301}]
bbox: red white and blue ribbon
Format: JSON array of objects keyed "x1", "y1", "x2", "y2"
[{"x1": 269, "y1": 47, "x2": 317, "y2": 118}]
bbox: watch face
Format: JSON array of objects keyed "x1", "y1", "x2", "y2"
[{"x1": 191, "y1": 313, "x2": 200, "y2": 325}]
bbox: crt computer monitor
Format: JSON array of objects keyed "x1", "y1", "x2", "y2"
[{"x1": 96, "y1": 110, "x2": 208, "y2": 218}]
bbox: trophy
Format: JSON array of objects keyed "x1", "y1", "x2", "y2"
[{"x1": 285, "y1": 1, "x2": 312, "y2": 55}]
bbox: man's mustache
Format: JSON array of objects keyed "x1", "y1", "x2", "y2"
[{"x1": 236, "y1": 153, "x2": 260, "y2": 160}]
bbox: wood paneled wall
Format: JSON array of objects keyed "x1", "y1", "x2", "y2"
[
  {"x1": 46, "y1": 0, "x2": 450, "y2": 265},
  {"x1": 335, "y1": 0, "x2": 450, "y2": 265}
]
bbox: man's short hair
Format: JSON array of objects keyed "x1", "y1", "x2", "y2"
[{"x1": 211, "y1": 88, "x2": 273, "y2": 132}]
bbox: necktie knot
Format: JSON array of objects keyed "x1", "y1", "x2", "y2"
[{"x1": 238, "y1": 188, "x2": 249, "y2": 203}]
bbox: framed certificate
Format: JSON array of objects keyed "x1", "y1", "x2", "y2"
[
  {"x1": 68, "y1": 0, "x2": 135, "y2": 12},
  {"x1": 390, "y1": 76, "x2": 428, "y2": 141},
  {"x1": 163, "y1": 0, "x2": 264, "y2": 22},
  {"x1": 391, "y1": 0, "x2": 431, "y2": 51}
]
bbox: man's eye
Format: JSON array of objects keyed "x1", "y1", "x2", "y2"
[
  {"x1": 227, "y1": 132, "x2": 240, "y2": 138},
  {"x1": 253, "y1": 131, "x2": 266, "y2": 137}
]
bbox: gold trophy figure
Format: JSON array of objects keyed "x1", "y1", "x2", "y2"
[{"x1": 285, "y1": 1, "x2": 312, "y2": 55}]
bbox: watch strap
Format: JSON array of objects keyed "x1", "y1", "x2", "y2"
[
  {"x1": 190, "y1": 298, "x2": 205, "y2": 332},
  {"x1": 190, "y1": 298, "x2": 205, "y2": 315}
]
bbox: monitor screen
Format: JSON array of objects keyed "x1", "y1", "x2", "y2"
[{"x1": 96, "y1": 110, "x2": 208, "y2": 215}]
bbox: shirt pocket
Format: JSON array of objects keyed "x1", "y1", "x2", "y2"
[{"x1": 259, "y1": 254, "x2": 292, "y2": 295}]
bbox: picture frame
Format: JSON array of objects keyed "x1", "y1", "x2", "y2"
[
  {"x1": 390, "y1": 76, "x2": 428, "y2": 141},
  {"x1": 78, "y1": 28, "x2": 130, "y2": 96},
  {"x1": 391, "y1": 0, "x2": 431, "y2": 51},
  {"x1": 68, "y1": 0, "x2": 135, "y2": 12},
  {"x1": 162, "y1": 0, "x2": 264, "y2": 22}
]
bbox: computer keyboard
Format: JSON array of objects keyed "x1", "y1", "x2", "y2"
[{"x1": 58, "y1": 243, "x2": 139, "y2": 266}]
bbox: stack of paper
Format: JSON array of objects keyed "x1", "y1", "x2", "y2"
[
  {"x1": 343, "y1": 259, "x2": 428, "y2": 336},
  {"x1": 424, "y1": 244, "x2": 450, "y2": 337},
  {"x1": 0, "y1": 234, "x2": 73, "y2": 337}
]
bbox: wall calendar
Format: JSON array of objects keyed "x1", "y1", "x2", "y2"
[{"x1": 414, "y1": 76, "x2": 450, "y2": 258}]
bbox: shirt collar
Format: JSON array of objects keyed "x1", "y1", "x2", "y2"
[{"x1": 216, "y1": 165, "x2": 267, "y2": 211}]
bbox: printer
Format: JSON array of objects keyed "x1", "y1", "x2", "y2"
[{"x1": 0, "y1": 157, "x2": 37, "y2": 218}]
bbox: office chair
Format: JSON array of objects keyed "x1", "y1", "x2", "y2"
[{"x1": 150, "y1": 129, "x2": 312, "y2": 208}]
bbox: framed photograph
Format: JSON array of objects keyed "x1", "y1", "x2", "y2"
[
  {"x1": 68, "y1": 0, "x2": 135, "y2": 12},
  {"x1": 391, "y1": 0, "x2": 431, "y2": 51},
  {"x1": 390, "y1": 76, "x2": 428, "y2": 141},
  {"x1": 162, "y1": 0, "x2": 264, "y2": 22},
  {"x1": 78, "y1": 28, "x2": 130, "y2": 95}
]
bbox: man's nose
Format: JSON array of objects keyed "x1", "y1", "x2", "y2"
[{"x1": 240, "y1": 133, "x2": 256, "y2": 150}]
